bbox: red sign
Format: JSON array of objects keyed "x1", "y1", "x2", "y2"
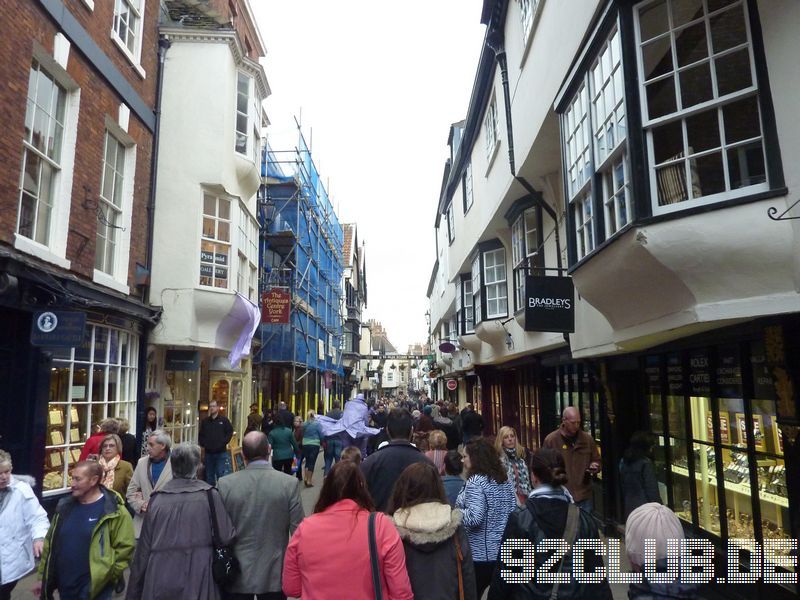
[
  {"x1": 261, "y1": 289, "x2": 291, "y2": 324},
  {"x1": 446, "y1": 379, "x2": 458, "y2": 391}
]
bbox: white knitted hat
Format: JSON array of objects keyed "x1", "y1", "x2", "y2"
[{"x1": 625, "y1": 502, "x2": 684, "y2": 566}]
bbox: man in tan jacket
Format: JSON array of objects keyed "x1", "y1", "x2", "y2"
[
  {"x1": 126, "y1": 430, "x2": 173, "y2": 537},
  {"x1": 542, "y1": 406, "x2": 600, "y2": 513}
]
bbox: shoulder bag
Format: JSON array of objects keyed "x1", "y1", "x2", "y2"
[
  {"x1": 454, "y1": 530, "x2": 465, "y2": 600},
  {"x1": 206, "y1": 488, "x2": 240, "y2": 587},
  {"x1": 549, "y1": 503, "x2": 580, "y2": 600},
  {"x1": 368, "y1": 511, "x2": 383, "y2": 600}
]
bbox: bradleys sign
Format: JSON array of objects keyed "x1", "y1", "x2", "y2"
[{"x1": 524, "y1": 276, "x2": 575, "y2": 333}]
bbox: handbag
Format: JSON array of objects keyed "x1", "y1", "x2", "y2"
[
  {"x1": 368, "y1": 512, "x2": 383, "y2": 600},
  {"x1": 206, "y1": 488, "x2": 240, "y2": 587},
  {"x1": 549, "y1": 503, "x2": 580, "y2": 600}
]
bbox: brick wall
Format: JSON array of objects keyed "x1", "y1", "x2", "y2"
[{"x1": 0, "y1": 0, "x2": 159, "y2": 293}]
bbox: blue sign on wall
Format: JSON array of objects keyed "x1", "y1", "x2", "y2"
[{"x1": 30, "y1": 311, "x2": 87, "y2": 347}]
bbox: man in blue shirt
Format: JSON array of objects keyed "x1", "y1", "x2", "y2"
[{"x1": 36, "y1": 461, "x2": 135, "y2": 600}]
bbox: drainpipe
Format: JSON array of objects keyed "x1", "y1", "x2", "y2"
[
  {"x1": 486, "y1": 32, "x2": 563, "y2": 274},
  {"x1": 136, "y1": 35, "x2": 171, "y2": 448}
]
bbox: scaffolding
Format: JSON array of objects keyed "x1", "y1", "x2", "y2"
[{"x1": 255, "y1": 128, "x2": 345, "y2": 416}]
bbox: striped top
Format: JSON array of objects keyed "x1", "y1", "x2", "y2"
[{"x1": 455, "y1": 473, "x2": 516, "y2": 562}]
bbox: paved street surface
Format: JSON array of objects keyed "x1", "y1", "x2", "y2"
[{"x1": 12, "y1": 460, "x2": 628, "y2": 599}]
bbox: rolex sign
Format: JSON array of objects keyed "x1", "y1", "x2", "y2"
[{"x1": 524, "y1": 276, "x2": 575, "y2": 333}]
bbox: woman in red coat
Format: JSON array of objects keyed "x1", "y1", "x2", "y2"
[{"x1": 282, "y1": 461, "x2": 413, "y2": 599}]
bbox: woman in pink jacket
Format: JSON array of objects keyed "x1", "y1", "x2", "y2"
[{"x1": 282, "y1": 461, "x2": 413, "y2": 599}]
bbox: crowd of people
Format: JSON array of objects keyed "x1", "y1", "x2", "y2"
[{"x1": 0, "y1": 395, "x2": 696, "y2": 600}]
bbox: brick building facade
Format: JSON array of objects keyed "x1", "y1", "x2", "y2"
[{"x1": 0, "y1": 0, "x2": 160, "y2": 501}]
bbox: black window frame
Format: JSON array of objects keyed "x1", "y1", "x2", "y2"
[{"x1": 555, "y1": 0, "x2": 785, "y2": 271}]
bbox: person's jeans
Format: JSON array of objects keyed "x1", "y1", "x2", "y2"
[
  {"x1": 344, "y1": 434, "x2": 368, "y2": 457},
  {"x1": 576, "y1": 498, "x2": 594, "y2": 514},
  {"x1": 204, "y1": 451, "x2": 231, "y2": 486},
  {"x1": 59, "y1": 581, "x2": 112, "y2": 600},
  {"x1": 302, "y1": 444, "x2": 321, "y2": 473},
  {"x1": 323, "y1": 436, "x2": 343, "y2": 475},
  {"x1": 272, "y1": 457, "x2": 293, "y2": 474},
  {"x1": 0, "y1": 580, "x2": 18, "y2": 600}
]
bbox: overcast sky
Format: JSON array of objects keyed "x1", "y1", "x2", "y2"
[{"x1": 251, "y1": 0, "x2": 486, "y2": 352}]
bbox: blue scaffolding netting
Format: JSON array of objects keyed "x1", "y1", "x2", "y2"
[{"x1": 256, "y1": 133, "x2": 344, "y2": 379}]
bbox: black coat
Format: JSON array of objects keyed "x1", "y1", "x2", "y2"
[
  {"x1": 487, "y1": 497, "x2": 613, "y2": 600},
  {"x1": 360, "y1": 440, "x2": 434, "y2": 512},
  {"x1": 619, "y1": 457, "x2": 661, "y2": 520}
]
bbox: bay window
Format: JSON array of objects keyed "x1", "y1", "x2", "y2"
[
  {"x1": 462, "y1": 162, "x2": 474, "y2": 213},
  {"x1": 635, "y1": 0, "x2": 768, "y2": 213},
  {"x1": 456, "y1": 275, "x2": 474, "y2": 335}
]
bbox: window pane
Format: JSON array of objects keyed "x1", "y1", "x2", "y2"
[
  {"x1": 715, "y1": 49, "x2": 752, "y2": 96},
  {"x1": 652, "y1": 120, "x2": 684, "y2": 164},
  {"x1": 727, "y1": 141, "x2": 766, "y2": 189},
  {"x1": 708, "y1": 0, "x2": 738, "y2": 12},
  {"x1": 646, "y1": 76, "x2": 677, "y2": 119},
  {"x1": 639, "y1": 0, "x2": 669, "y2": 41},
  {"x1": 219, "y1": 199, "x2": 230, "y2": 219},
  {"x1": 642, "y1": 37, "x2": 673, "y2": 81},
  {"x1": 671, "y1": 0, "x2": 704, "y2": 28},
  {"x1": 656, "y1": 163, "x2": 688, "y2": 205},
  {"x1": 691, "y1": 152, "x2": 726, "y2": 197},
  {"x1": 679, "y1": 62, "x2": 713, "y2": 108},
  {"x1": 203, "y1": 194, "x2": 215, "y2": 216},
  {"x1": 694, "y1": 442, "x2": 722, "y2": 535},
  {"x1": 710, "y1": 5, "x2": 747, "y2": 53},
  {"x1": 686, "y1": 109, "x2": 720, "y2": 153},
  {"x1": 674, "y1": 21, "x2": 708, "y2": 68},
  {"x1": 722, "y1": 96, "x2": 760, "y2": 143}
]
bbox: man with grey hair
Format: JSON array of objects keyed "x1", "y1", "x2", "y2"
[
  {"x1": 126, "y1": 430, "x2": 173, "y2": 537},
  {"x1": 127, "y1": 443, "x2": 235, "y2": 599},
  {"x1": 218, "y1": 431, "x2": 304, "y2": 599},
  {"x1": 542, "y1": 406, "x2": 601, "y2": 512}
]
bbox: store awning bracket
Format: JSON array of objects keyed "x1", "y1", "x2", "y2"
[{"x1": 767, "y1": 197, "x2": 800, "y2": 221}]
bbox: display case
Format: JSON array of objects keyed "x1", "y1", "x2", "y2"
[{"x1": 645, "y1": 339, "x2": 793, "y2": 568}]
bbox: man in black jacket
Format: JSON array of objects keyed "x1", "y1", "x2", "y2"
[
  {"x1": 360, "y1": 408, "x2": 433, "y2": 512},
  {"x1": 198, "y1": 401, "x2": 233, "y2": 485}
]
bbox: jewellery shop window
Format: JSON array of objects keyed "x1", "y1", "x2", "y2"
[
  {"x1": 45, "y1": 325, "x2": 139, "y2": 495},
  {"x1": 646, "y1": 342, "x2": 793, "y2": 567}
]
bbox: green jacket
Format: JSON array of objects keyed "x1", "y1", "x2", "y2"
[
  {"x1": 38, "y1": 487, "x2": 135, "y2": 600},
  {"x1": 268, "y1": 425, "x2": 299, "y2": 460}
]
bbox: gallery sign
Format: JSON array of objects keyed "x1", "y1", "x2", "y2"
[
  {"x1": 524, "y1": 276, "x2": 575, "y2": 333},
  {"x1": 261, "y1": 289, "x2": 291, "y2": 324},
  {"x1": 30, "y1": 310, "x2": 87, "y2": 347}
]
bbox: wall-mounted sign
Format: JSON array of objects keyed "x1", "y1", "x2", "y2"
[
  {"x1": 165, "y1": 350, "x2": 200, "y2": 371},
  {"x1": 261, "y1": 289, "x2": 291, "y2": 324},
  {"x1": 30, "y1": 310, "x2": 86, "y2": 347},
  {"x1": 524, "y1": 276, "x2": 575, "y2": 333},
  {"x1": 446, "y1": 379, "x2": 458, "y2": 391}
]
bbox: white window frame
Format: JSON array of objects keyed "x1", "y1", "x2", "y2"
[
  {"x1": 235, "y1": 72, "x2": 263, "y2": 161},
  {"x1": 519, "y1": 0, "x2": 542, "y2": 46},
  {"x1": 462, "y1": 276, "x2": 474, "y2": 335},
  {"x1": 484, "y1": 96, "x2": 499, "y2": 163},
  {"x1": 462, "y1": 162, "x2": 474, "y2": 213},
  {"x1": 483, "y1": 247, "x2": 508, "y2": 319},
  {"x1": 602, "y1": 155, "x2": 632, "y2": 237},
  {"x1": 471, "y1": 254, "x2": 482, "y2": 328},
  {"x1": 111, "y1": 0, "x2": 146, "y2": 78},
  {"x1": 200, "y1": 194, "x2": 232, "y2": 289},
  {"x1": 563, "y1": 24, "x2": 630, "y2": 260},
  {"x1": 43, "y1": 325, "x2": 139, "y2": 495},
  {"x1": 446, "y1": 202, "x2": 455, "y2": 244},
  {"x1": 511, "y1": 208, "x2": 539, "y2": 311},
  {"x1": 15, "y1": 54, "x2": 79, "y2": 270},
  {"x1": 634, "y1": 0, "x2": 767, "y2": 215}
]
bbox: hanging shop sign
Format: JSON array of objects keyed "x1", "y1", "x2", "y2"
[
  {"x1": 446, "y1": 379, "x2": 458, "y2": 391},
  {"x1": 524, "y1": 276, "x2": 575, "y2": 333},
  {"x1": 165, "y1": 350, "x2": 200, "y2": 371},
  {"x1": 30, "y1": 310, "x2": 86, "y2": 347},
  {"x1": 261, "y1": 289, "x2": 291, "y2": 324}
]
